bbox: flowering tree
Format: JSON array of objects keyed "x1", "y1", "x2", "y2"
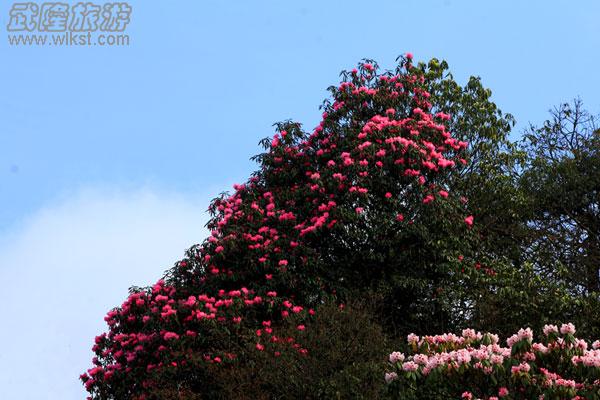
[
  {"x1": 385, "y1": 323, "x2": 600, "y2": 399},
  {"x1": 81, "y1": 55, "x2": 509, "y2": 399}
]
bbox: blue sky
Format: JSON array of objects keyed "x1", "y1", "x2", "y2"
[{"x1": 1, "y1": 0, "x2": 599, "y2": 398}]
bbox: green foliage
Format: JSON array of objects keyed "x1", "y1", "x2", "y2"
[
  {"x1": 468, "y1": 261, "x2": 598, "y2": 338},
  {"x1": 213, "y1": 301, "x2": 390, "y2": 400},
  {"x1": 520, "y1": 100, "x2": 600, "y2": 289},
  {"x1": 517, "y1": 99, "x2": 600, "y2": 337},
  {"x1": 420, "y1": 58, "x2": 528, "y2": 262}
]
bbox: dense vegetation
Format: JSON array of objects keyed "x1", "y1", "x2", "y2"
[{"x1": 82, "y1": 55, "x2": 599, "y2": 399}]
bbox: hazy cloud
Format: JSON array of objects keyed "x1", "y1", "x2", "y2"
[{"x1": 0, "y1": 187, "x2": 212, "y2": 399}]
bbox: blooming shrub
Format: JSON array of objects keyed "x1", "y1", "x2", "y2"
[
  {"x1": 81, "y1": 54, "x2": 500, "y2": 399},
  {"x1": 385, "y1": 323, "x2": 600, "y2": 399}
]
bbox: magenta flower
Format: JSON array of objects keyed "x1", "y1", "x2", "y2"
[{"x1": 464, "y1": 215, "x2": 474, "y2": 227}]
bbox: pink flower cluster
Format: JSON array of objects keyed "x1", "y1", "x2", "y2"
[{"x1": 386, "y1": 324, "x2": 600, "y2": 399}]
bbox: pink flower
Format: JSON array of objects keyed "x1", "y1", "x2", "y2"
[
  {"x1": 297, "y1": 325, "x2": 305, "y2": 331},
  {"x1": 389, "y1": 352, "x2": 405, "y2": 363},
  {"x1": 498, "y1": 387, "x2": 509, "y2": 397},
  {"x1": 511, "y1": 362, "x2": 530, "y2": 374},
  {"x1": 407, "y1": 333, "x2": 419, "y2": 343},
  {"x1": 163, "y1": 332, "x2": 179, "y2": 341},
  {"x1": 543, "y1": 324, "x2": 559, "y2": 335},
  {"x1": 384, "y1": 372, "x2": 398, "y2": 383},
  {"x1": 560, "y1": 323, "x2": 576, "y2": 335},
  {"x1": 358, "y1": 141, "x2": 372, "y2": 150},
  {"x1": 184, "y1": 296, "x2": 196, "y2": 307},
  {"x1": 461, "y1": 392, "x2": 472, "y2": 399},
  {"x1": 402, "y1": 361, "x2": 418, "y2": 372},
  {"x1": 422, "y1": 194, "x2": 435, "y2": 204},
  {"x1": 406, "y1": 52, "x2": 413, "y2": 60},
  {"x1": 255, "y1": 343, "x2": 264, "y2": 351},
  {"x1": 464, "y1": 215, "x2": 474, "y2": 227},
  {"x1": 413, "y1": 354, "x2": 428, "y2": 365},
  {"x1": 517, "y1": 327, "x2": 533, "y2": 342},
  {"x1": 461, "y1": 328, "x2": 478, "y2": 340},
  {"x1": 355, "y1": 207, "x2": 364, "y2": 214},
  {"x1": 438, "y1": 158, "x2": 455, "y2": 168},
  {"x1": 490, "y1": 354, "x2": 504, "y2": 365}
]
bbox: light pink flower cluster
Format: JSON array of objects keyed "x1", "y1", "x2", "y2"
[
  {"x1": 506, "y1": 327, "x2": 533, "y2": 347},
  {"x1": 385, "y1": 324, "x2": 600, "y2": 399}
]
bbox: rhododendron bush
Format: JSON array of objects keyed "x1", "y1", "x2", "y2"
[
  {"x1": 385, "y1": 323, "x2": 600, "y2": 399},
  {"x1": 82, "y1": 54, "x2": 492, "y2": 399},
  {"x1": 81, "y1": 54, "x2": 598, "y2": 399}
]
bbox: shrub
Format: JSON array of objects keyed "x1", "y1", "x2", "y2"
[{"x1": 385, "y1": 323, "x2": 600, "y2": 399}]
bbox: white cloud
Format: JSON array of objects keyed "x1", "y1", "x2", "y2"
[{"x1": 0, "y1": 187, "x2": 213, "y2": 399}]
